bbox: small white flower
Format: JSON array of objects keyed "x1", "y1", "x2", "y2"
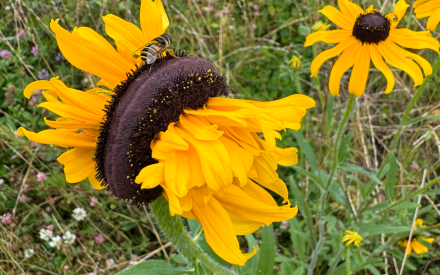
[
  {"x1": 39, "y1": 228, "x2": 53, "y2": 241},
  {"x1": 63, "y1": 230, "x2": 76, "y2": 245},
  {"x1": 106, "y1": 258, "x2": 115, "y2": 269},
  {"x1": 24, "y1": 248, "x2": 34, "y2": 259},
  {"x1": 49, "y1": 235, "x2": 62, "y2": 250},
  {"x1": 129, "y1": 260, "x2": 139, "y2": 266},
  {"x1": 0, "y1": 178, "x2": 4, "y2": 186},
  {"x1": 72, "y1": 207, "x2": 87, "y2": 221}
]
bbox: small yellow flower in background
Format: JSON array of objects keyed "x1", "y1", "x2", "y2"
[
  {"x1": 289, "y1": 55, "x2": 302, "y2": 70},
  {"x1": 16, "y1": 0, "x2": 316, "y2": 266},
  {"x1": 311, "y1": 21, "x2": 331, "y2": 32},
  {"x1": 342, "y1": 230, "x2": 363, "y2": 248},
  {"x1": 398, "y1": 219, "x2": 435, "y2": 255},
  {"x1": 305, "y1": 0, "x2": 439, "y2": 97},
  {"x1": 414, "y1": 0, "x2": 440, "y2": 31}
]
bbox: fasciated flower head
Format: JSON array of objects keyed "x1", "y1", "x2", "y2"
[
  {"x1": 342, "y1": 230, "x2": 363, "y2": 248},
  {"x1": 414, "y1": 0, "x2": 440, "y2": 31},
  {"x1": 305, "y1": 0, "x2": 440, "y2": 97},
  {"x1": 17, "y1": 0, "x2": 316, "y2": 266}
]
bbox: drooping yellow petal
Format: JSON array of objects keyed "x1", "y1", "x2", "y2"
[
  {"x1": 370, "y1": 43, "x2": 395, "y2": 94},
  {"x1": 228, "y1": 212, "x2": 263, "y2": 236},
  {"x1": 220, "y1": 137, "x2": 253, "y2": 186},
  {"x1": 328, "y1": 42, "x2": 360, "y2": 96},
  {"x1": 57, "y1": 148, "x2": 95, "y2": 183},
  {"x1": 411, "y1": 239, "x2": 428, "y2": 254},
  {"x1": 154, "y1": 0, "x2": 170, "y2": 33},
  {"x1": 17, "y1": 128, "x2": 96, "y2": 148},
  {"x1": 311, "y1": 36, "x2": 357, "y2": 77},
  {"x1": 215, "y1": 184, "x2": 297, "y2": 224},
  {"x1": 44, "y1": 117, "x2": 100, "y2": 131},
  {"x1": 103, "y1": 14, "x2": 148, "y2": 55},
  {"x1": 178, "y1": 114, "x2": 224, "y2": 141},
  {"x1": 24, "y1": 80, "x2": 54, "y2": 99},
  {"x1": 390, "y1": 28, "x2": 440, "y2": 53},
  {"x1": 304, "y1": 29, "x2": 352, "y2": 47},
  {"x1": 190, "y1": 191, "x2": 257, "y2": 266},
  {"x1": 319, "y1": 5, "x2": 353, "y2": 30},
  {"x1": 271, "y1": 147, "x2": 298, "y2": 166},
  {"x1": 38, "y1": 102, "x2": 102, "y2": 125},
  {"x1": 241, "y1": 179, "x2": 278, "y2": 207},
  {"x1": 88, "y1": 173, "x2": 106, "y2": 190},
  {"x1": 50, "y1": 19, "x2": 136, "y2": 87},
  {"x1": 164, "y1": 152, "x2": 190, "y2": 197},
  {"x1": 140, "y1": 0, "x2": 164, "y2": 42},
  {"x1": 348, "y1": 43, "x2": 371, "y2": 97},
  {"x1": 379, "y1": 40, "x2": 424, "y2": 87}
]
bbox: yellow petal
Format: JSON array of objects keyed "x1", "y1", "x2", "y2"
[
  {"x1": 17, "y1": 127, "x2": 96, "y2": 148},
  {"x1": 390, "y1": 28, "x2": 439, "y2": 53},
  {"x1": 88, "y1": 173, "x2": 106, "y2": 190},
  {"x1": 38, "y1": 101, "x2": 102, "y2": 125},
  {"x1": 348, "y1": 43, "x2": 371, "y2": 97},
  {"x1": 311, "y1": 36, "x2": 357, "y2": 77},
  {"x1": 390, "y1": 0, "x2": 410, "y2": 28},
  {"x1": 44, "y1": 117, "x2": 100, "y2": 130},
  {"x1": 411, "y1": 240, "x2": 428, "y2": 254},
  {"x1": 319, "y1": 5, "x2": 353, "y2": 30},
  {"x1": 328, "y1": 41, "x2": 360, "y2": 96},
  {"x1": 178, "y1": 114, "x2": 224, "y2": 141},
  {"x1": 220, "y1": 137, "x2": 254, "y2": 186},
  {"x1": 103, "y1": 14, "x2": 148, "y2": 55},
  {"x1": 163, "y1": 152, "x2": 189, "y2": 197},
  {"x1": 304, "y1": 29, "x2": 352, "y2": 47},
  {"x1": 57, "y1": 148, "x2": 95, "y2": 183},
  {"x1": 140, "y1": 0, "x2": 163, "y2": 42},
  {"x1": 414, "y1": 0, "x2": 430, "y2": 9},
  {"x1": 228, "y1": 212, "x2": 263, "y2": 235},
  {"x1": 50, "y1": 19, "x2": 136, "y2": 87},
  {"x1": 215, "y1": 184, "x2": 297, "y2": 224},
  {"x1": 190, "y1": 192, "x2": 256, "y2": 266},
  {"x1": 337, "y1": 0, "x2": 364, "y2": 22},
  {"x1": 251, "y1": 177, "x2": 289, "y2": 204},
  {"x1": 272, "y1": 147, "x2": 298, "y2": 166},
  {"x1": 163, "y1": 187, "x2": 183, "y2": 216},
  {"x1": 427, "y1": 7, "x2": 440, "y2": 31},
  {"x1": 241, "y1": 179, "x2": 278, "y2": 207},
  {"x1": 155, "y1": 0, "x2": 169, "y2": 32},
  {"x1": 24, "y1": 80, "x2": 54, "y2": 99},
  {"x1": 370, "y1": 43, "x2": 395, "y2": 94},
  {"x1": 135, "y1": 162, "x2": 165, "y2": 189},
  {"x1": 379, "y1": 40, "x2": 424, "y2": 86}
]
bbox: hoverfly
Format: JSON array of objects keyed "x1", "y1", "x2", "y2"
[{"x1": 140, "y1": 33, "x2": 173, "y2": 65}]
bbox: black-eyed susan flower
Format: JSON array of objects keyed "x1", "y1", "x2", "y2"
[
  {"x1": 17, "y1": 0, "x2": 315, "y2": 266},
  {"x1": 414, "y1": 0, "x2": 440, "y2": 31},
  {"x1": 398, "y1": 219, "x2": 435, "y2": 255},
  {"x1": 342, "y1": 230, "x2": 363, "y2": 248},
  {"x1": 305, "y1": 0, "x2": 439, "y2": 97}
]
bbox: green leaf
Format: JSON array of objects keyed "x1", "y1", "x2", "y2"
[
  {"x1": 328, "y1": 180, "x2": 350, "y2": 210},
  {"x1": 358, "y1": 224, "x2": 410, "y2": 236},
  {"x1": 257, "y1": 224, "x2": 276, "y2": 275},
  {"x1": 325, "y1": 95, "x2": 334, "y2": 134},
  {"x1": 279, "y1": 261, "x2": 296, "y2": 275},
  {"x1": 338, "y1": 131, "x2": 353, "y2": 163},
  {"x1": 338, "y1": 163, "x2": 382, "y2": 186},
  {"x1": 351, "y1": 258, "x2": 382, "y2": 272},
  {"x1": 116, "y1": 260, "x2": 192, "y2": 275},
  {"x1": 423, "y1": 188, "x2": 440, "y2": 195},
  {"x1": 171, "y1": 254, "x2": 189, "y2": 265},
  {"x1": 385, "y1": 152, "x2": 397, "y2": 203},
  {"x1": 238, "y1": 234, "x2": 259, "y2": 275},
  {"x1": 289, "y1": 218, "x2": 306, "y2": 262},
  {"x1": 292, "y1": 166, "x2": 324, "y2": 189},
  {"x1": 402, "y1": 115, "x2": 440, "y2": 126},
  {"x1": 292, "y1": 130, "x2": 318, "y2": 172}
]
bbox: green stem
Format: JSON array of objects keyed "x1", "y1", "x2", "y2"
[
  {"x1": 313, "y1": 44, "x2": 325, "y2": 110},
  {"x1": 150, "y1": 196, "x2": 236, "y2": 275},
  {"x1": 346, "y1": 249, "x2": 351, "y2": 275},
  {"x1": 325, "y1": 94, "x2": 356, "y2": 190},
  {"x1": 375, "y1": 57, "x2": 440, "y2": 178},
  {"x1": 295, "y1": 73, "x2": 303, "y2": 94}
]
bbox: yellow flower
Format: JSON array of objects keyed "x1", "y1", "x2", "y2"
[
  {"x1": 414, "y1": 0, "x2": 440, "y2": 31},
  {"x1": 415, "y1": 218, "x2": 426, "y2": 228},
  {"x1": 289, "y1": 55, "x2": 302, "y2": 70},
  {"x1": 342, "y1": 230, "x2": 363, "y2": 248},
  {"x1": 398, "y1": 237, "x2": 435, "y2": 255},
  {"x1": 305, "y1": 0, "x2": 439, "y2": 97},
  {"x1": 17, "y1": 0, "x2": 316, "y2": 266}
]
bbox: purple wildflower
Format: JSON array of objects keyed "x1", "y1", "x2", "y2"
[
  {"x1": 36, "y1": 172, "x2": 47, "y2": 182},
  {"x1": 38, "y1": 69, "x2": 49, "y2": 80},
  {"x1": 17, "y1": 30, "x2": 26, "y2": 39},
  {"x1": 55, "y1": 52, "x2": 65, "y2": 62},
  {"x1": 31, "y1": 45, "x2": 39, "y2": 56},
  {"x1": 1, "y1": 213, "x2": 13, "y2": 224},
  {"x1": 0, "y1": 50, "x2": 12, "y2": 60}
]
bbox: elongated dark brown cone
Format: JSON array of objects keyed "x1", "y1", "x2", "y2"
[{"x1": 95, "y1": 52, "x2": 229, "y2": 206}]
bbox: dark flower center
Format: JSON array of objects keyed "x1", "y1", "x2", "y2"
[
  {"x1": 352, "y1": 12, "x2": 391, "y2": 44},
  {"x1": 95, "y1": 53, "x2": 229, "y2": 207}
]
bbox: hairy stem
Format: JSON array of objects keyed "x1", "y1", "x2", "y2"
[{"x1": 150, "y1": 196, "x2": 236, "y2": 275}]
